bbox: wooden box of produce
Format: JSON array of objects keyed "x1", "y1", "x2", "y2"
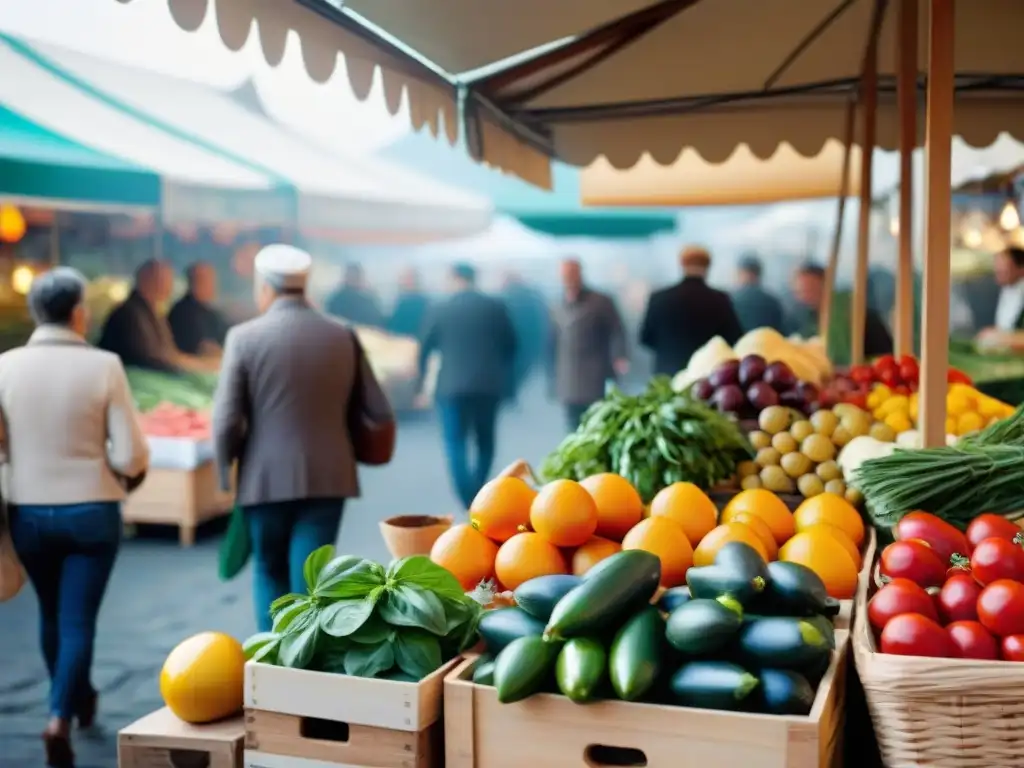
[
  {"x1": 118, "y1": 707, "x2": 243, "y2": 768},
  {"x1": 123, "y1": 461, "x2": 233, "y2": 546}
]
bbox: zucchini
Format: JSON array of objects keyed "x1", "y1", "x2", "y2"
[
  {"x1": 756, "y1": 669, "x2": 816, "y2": 715},
  {"x1": 758, "y1": 561, "x2": 830, "y2": 616},
  {"x1": 493, "y1": 635, "x2": 560, "y2": 704},
  {"x1": 657, "y1": 586, "x2": 692, "y2": 613},
  {"x1": 686, "y1": 564, "x2": 766, "y2": 607},
  {"x1": 669, "y1": 661, "x2": 760, "y2": 711},
  {"x1": 478, "y1": 607, "x2": 546, "y2": 655},
  {"x1": 609, "y1": 607, "x2": 664, "y2": 702},
  {"x1": 715, "y1": 542, "x2": 770, "y2": 578},
  {"x1": 472, "y1": 657, "x2": 495, "y2": 686},
  {"x1": 544, "y1": 551, "x2": 661, "y2": 641},
  {"x1": 514, "y1": 575, "x2": 583, "y2": 621},
  {"x1": 736, "y1": 617, "x2": 831, "y2": 671},
  {"x1": 740, "y1": 613, "x2": 836, "y2": 651},
  {"x1": 665, "y1": 597, "x2": 743, "y2": 656},
  {"x1": 555, "y1": 637, "x2": 607, "y2": 703}
]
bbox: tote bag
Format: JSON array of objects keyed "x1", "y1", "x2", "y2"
[
  {"x1": 0, "y1": 501, "x2": 25, "y2": 602},
  {"x1": 218, "y1": 504, "x2": 250, "y2": 581}
]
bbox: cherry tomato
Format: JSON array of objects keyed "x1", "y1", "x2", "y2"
[
  {"x1": 868, "y1": 578, "x2": 939, "y2": 632},
  {"x1": 970, "y1": 537, "x2": 1024, "y2": 586},
  {"x1": 1001, "y1": 635, "x2": 1024, "y2": 661},
  {"x1": 898, "y1": 354, "x2": 918, "y2": 368},
  {"x1": 849, "y1": 365, "x2": 875, "y2": 386},
  {"x1": 878, "y1": 367, "x2": 901, "y2": 388},
  {"x1": 844, "y1": 392, "x2": 868, "y2": 409},
  {"x1": 946, "y1": 621, "x2": 999, "y2": 660},
  {"x1": 873, "y1": 354, "x2": 897, "y2": 374},
  {"x1": 895, "y1": 511, "x2": 971, "y2": 564},
  {"x1": 880, "y1": 540, "x2": 947, "y2": 588},
  {"x1": 898, "y1": 360, "x2": 919, "y2": 384},
  {"x1": 946, "y1": 553, "x2": 972, "y2": 579},
  {"x1": 891, "y1": 385, "x2": 910, "y2": 396},
  {"x1": 966, "y1": 514, "x2": 1022, "y2": 550},
  {"x1": 937, "y1": 574, "x2": 982, "y2": 624},
  {"x1": 978, "y1": 580, "x2": 1024, "y2": 637},
  {"x1": 947, "y1": 368, "x2": 973, "y2": 386},
  {"x1": 880, "y1": 614, "x2": 951, "y2": 658}
]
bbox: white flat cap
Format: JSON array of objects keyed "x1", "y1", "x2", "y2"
[{"x1": 255, "y1": 244, "x2": 311, "y2": 290}]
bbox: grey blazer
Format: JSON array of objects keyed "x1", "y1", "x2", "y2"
[
  {"x1": 549, "y1": 288, "x2": 627, "y2": 405},
  {"x1": 213, "y1": 297, "x2": 390, "y2": 506}
]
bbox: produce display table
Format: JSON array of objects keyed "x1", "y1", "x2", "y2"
[{"x1": 123, "y1": 460, "x2": 233, "y2": 546}]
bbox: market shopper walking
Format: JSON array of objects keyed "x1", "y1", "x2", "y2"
[
  {"x1": 549, "y1": 258, "x2": 629, "y2": 431},
  {"x1": 213, "y1": 245, "x2": 393, "y2": 632},
  {"x1": 0, "y1": 267, "x2": 149, "y2": 768},
  {"x1": 417, "y1": 263, "x2": 517, "y2": 510},
  {"x1": 731, "y1": 254, "x2": 784, "y2": 333}
]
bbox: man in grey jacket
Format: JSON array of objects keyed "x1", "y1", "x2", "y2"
[
  {"x1": 549, "y1": 258, "x2": 629, "y2": 431},
  {"x1": 213, "y1": 244, "x2": 392, "y2": 631}
]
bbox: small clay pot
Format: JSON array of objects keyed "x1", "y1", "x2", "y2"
[{"x1": 379, "y1": 515, "x2": 453, "y2": 559}]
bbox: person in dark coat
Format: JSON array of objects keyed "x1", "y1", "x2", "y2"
[
  {"x1": 387, "y1": 267, "x2": 432, "y2": 338},
  {"x1": 501, "y1": 271, "x2": 550, "y2": 400},
  {"x1": 731, "y1": 254, "x2": 784, "y2": 333},
  {"x1": 416, "y1": 263, "x2": 517, "y2": 510},
  {"x1": 640, "y1": 246, "x2": 743, "y2": 376},
  {"x1": 325, "y1": 264, "x2": 386, "y2": 328},
  {"x1": 168, "y1": 261, "x2": 229, "y2": 355}
]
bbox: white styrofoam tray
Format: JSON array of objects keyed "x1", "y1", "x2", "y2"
[{"x1": 146, "y1": 436, "x2": 214, "y2": 470}]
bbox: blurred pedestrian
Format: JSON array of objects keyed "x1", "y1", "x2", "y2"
[
  {"x1": 417, "y1": 263, "x2": 516, "y2": 509},
  {"x1": 98, "y1": 258, "x2": 180, "y2": 372},
  {"x1": 640, "y1": 246, "x2": 743, "y2": 376},
  {"x1": 387, "y1": 267, "x2": 432, "y2": 338},
  {"x1": 501, "y1": 271, "x2": 549, "y2": 401},
  {"x1": 325, "y1": 263, "x2": 386, "y2": 328},
  {"x1": 213, "y1": 245, "x2": 392, "y2": 631},
  {"x1": 731, "y1": 254, "x2": 784, "y2": 333},
  {"x1": 976, "y1": 246, "x2": 1024, "y2": 350},
  {"x1": 549, "y1": 258, "x2": 629, "y2": 431},
  {"x1": 1, "y1": 267, "x2": 149, "y2": 767},
  {"x1": 168, "y1": 261, "x2": 229, "y2": 356}
]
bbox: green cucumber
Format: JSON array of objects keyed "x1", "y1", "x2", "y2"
[
  {"x1": 758, "y1": 561, "x2": 830, "y2": 616},
  {"x1": 756, "y1": 669, "x2": 816, "y2": 715},
  {"x1": 665, "y1": 597, "x2": 743, "y2": 656},
  {"x1": 741, "y1": 613, "x2": 836, "y2": 651},
  {"x1": 555, "y1": 637, "x2": 606, "y2": 703},
  {"x1": 478, "y1": 607, "x2": 546, "y2": 655},
  {"x1": 472, "y1": 657, "x2": 496, "y2": 686},
  {"x1": 657, "y1": 586, "x2": 692, "y2": 613},
  {"x1": 715, "y1": 542, "x2": 770, "y2": 579},
  {"x1": 686, "y1": 564, "x2": 766, "y2": 607},
  {"x1": 544, "y1": 551, "x2": 661, "y2": 641},
  {"x1": 737, "y1": 617, "x2": 831, "y2": 671},
  {"x1": 493, "y1": 635, "x2": 560, "y2": 704},
  {"x1": 669, "y1": 661, "x2": 760, "y2": 711},
  {"x1": 609, "y1": 606, "x2": 664, "y2": 702},
  {"x1": 514, "y1": 575, "x2": 583, "y2": 621}
]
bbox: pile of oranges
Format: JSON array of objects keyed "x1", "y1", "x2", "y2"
[{"x1": 430, "y1": 473, "x2": 867, "y2": 599}]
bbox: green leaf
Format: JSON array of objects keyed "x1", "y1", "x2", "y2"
[
  {"x1": 441, "y1": 595, "x2": 482, "y2": 634},
  {"x1": 242, "y1": 632, "x2": 279, "y2": 661},
  {"x1": 278, "y1": 613, "x2": 319, "y2": 668},
  {"x1": 394, "y1": 629, "x2": 443, "y2": 679},
  {"x1": 349, "y1": 612, "x2": 395, "y2": 645},
  {"x1": 317, "y1": 648, "x2": 348, "y2": 674},
  {"x1": 319, "y1": 598, "x2": 376, "y2": 638},
  {"x1": 303, "y1": 545, "x2": 336, "y2": 591},
  {"x1": 315, "y1": 562, "x2": 387, "y2": 600},
  {"x1": 343, "y1": 642, "x2": 396, "y2": 678},
  {"x1": 379, "y1": 584, "x2": 448, "y2": 636},
  {"x1": 387, "y1": 555, "x2": 465, "y2": 599},
  {"x1": 272, "y1": 599, "x2": 313, "y2": 634},
  {"x1": 313, "y1": 556, "x2": 372, "y2": 597},
  {"x1": 252, "y1": 639, "x2": 280, "y2": 665},
  {"x1": 269, "y1": 593, "x2": 304, "y2": 615}
]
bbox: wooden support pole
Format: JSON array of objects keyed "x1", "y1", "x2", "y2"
[
  {"x1": 920, "y1": 0, "x2": 955, "y2": 448},
  {"x1": 895, "y1": 0, "x2": 918, "y2": 358},
  {"x1": 852, "y1": 23, "x2": 879, "y2": 365},
  {"x1": 820, "y1": 99, "x2": 857, "y2": 351}
]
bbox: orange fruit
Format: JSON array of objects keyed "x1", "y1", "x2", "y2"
[
  {"x1": 800, "y1": 523, "x2": 862, "y2": 570},
  {"x1": 572, "y1": 536, "x2": 622, "y2": 576},
  {"x1": 794, "y1": 493, "x2": 866, "y2": 547},
  {"x1": 469, "y1": 476, "x2": 537, "y2": 542},
  {"x1": 727, "y1": 512, "x2": 779, "y2": 561},
  {"x1": 692, "y1": 523, "x2": 769, "y2": 567},
  {"x1": 648, "y1": 482, "x2": 719, "y2": 547},
  {"x1": 430, "y1": 523, "x2": 499, "y2": 590},
  {"x1": 780, "y1": 530, "x2": 859, "y2": 599},
  {"x1": 721, "y1": 489, "x2": 796, "y2": 545},
  {"x1": 621, "y1": 517, "x2": 693, "y2": 587},
  {"x1": 530, "y1": 479, "x2": 599, "y2": 547},
  {"x1": 580, "y1": 473, "x2": 644, "y2": 541},
  {"x1": 494, "y1": 532, "x2": 568, "y2": 591},
  {"x1": 160, "y1": 632, "x2": 245, "y2": 724}
]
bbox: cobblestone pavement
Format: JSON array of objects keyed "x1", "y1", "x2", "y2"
[{"x1": 0, "y1": 382, "x2": 565, "y2": 768}]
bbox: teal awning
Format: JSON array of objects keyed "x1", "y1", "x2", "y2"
[{"x1": 379, "y1": 131, "x2": 677, "y2": 239}]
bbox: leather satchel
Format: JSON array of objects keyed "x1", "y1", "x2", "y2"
[
  {"x1": 348, "y1": 331, "x2": 396, "y2": 466},
  {"x1": 0, "y1": 499, "x2": 25, "y2": 603}
]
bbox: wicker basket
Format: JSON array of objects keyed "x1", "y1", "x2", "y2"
[{"x1": 853, "y1": 554, "x2": 1024, "y2": 767}]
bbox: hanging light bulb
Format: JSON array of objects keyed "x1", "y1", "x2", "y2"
[
  {"x1": 889, "y1": 216, "x2": 900, "y2": 237},
  {"x1": 999, "y1": 200, "x2": 1020, "y2": 231},
  {"x1": 0, "y1": 205, "x2": 26, "y2": 244},
  {"x1": 962, "y1": 228, "x2": 984, "y2": 249},
  {"x1": 11, "y1": 265, "x2": 34, "y2": 295}
]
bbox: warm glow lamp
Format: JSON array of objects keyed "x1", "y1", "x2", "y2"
[
  {"x1": 0, "y1": 205, "x2": 26, "y2": 244},
  {"x1": 11, "y1": 266, "x2": 34, "y2": 295},
  {"x1": 999, "y1": 200, "x2": 1021, "y2": 231}
]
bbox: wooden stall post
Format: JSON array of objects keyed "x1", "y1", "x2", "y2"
[
  {"x1": 895, "y1": 0, "x2": 918, "y2": 358},
  {"x1": 920, "y1": 0, "x2": 955, "y2": 447},
  {"x1": 819, "y1": 98, "x2": 857, "y2": 352}
]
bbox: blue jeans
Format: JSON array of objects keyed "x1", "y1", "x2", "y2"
[
  {"x1": 437, "y1": 395, "x2": 500, "y2": 510},
  {"x1": 8, "y1": 502, "x2": 121, "y2": 720},
  {"x1": 245, "y1": 499, "x2": 345, "y2": 632}
]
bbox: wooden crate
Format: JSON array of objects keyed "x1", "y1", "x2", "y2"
[
  {"x1": 445, "y1": 633, "x2": 848, "y2": 768},
  {"x1": 118, "y1": 707, "x2": 243, "y2": 768},
  {"x1": 123, "y1": 461, "x2": 233, "y2": 546},
  {"x1": 243, "y1": 658, "x2": 457, "y2": 768}
]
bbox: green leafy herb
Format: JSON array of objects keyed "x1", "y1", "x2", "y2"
[
  {"x1": 344, "y1": 643, "x2": 395, "y2": 678},
  {"x1": 319, "y1": 598, "x2": 377, "y2": 638},
  {"x1": 243, "y1": 632, "x2": 280, "y2": 664},
  {"x1": 278, "y1": 613, "x2": 319, "y2": 669},
  {"x1": 303, "y1": 545, "x2": 336, "y2": 591},
  {"x1": 380, "y1": 584, "x2": 448, "y2": 636},
  {"x1": 395, "y1": 629, "x2": 443, "y2": 679},
  {"x1": 387, "y1": 555, "x2": 465, "y2": 600}
]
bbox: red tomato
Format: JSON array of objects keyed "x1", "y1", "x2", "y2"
[
  {"x1": 873, "y1": 354, "x2": 897, "y2": 374},
  {"x1": 947, "y1": 368, "x2": 973, "y2": 386},
  {"x1": 880, "y1": 540, "x2": 947, "y2": 588},
  {"x1": 946, "y1": 621, "x2": 999, "y2": 660},
  {"x1": 878, "y1": 367, "x2": 901, "y2": 387},
  {"x1": 898, "y1": 359, "x2": 920, "y2": 384},
  {"x1": 970, "y1": 537, "x2": 1024, "y2": 586},
  {"x1": 898, "y1": 354, "x2": 918, "y2": 368},
  {"x1": 937, "y1": 574, "x2": 982, "y2": 624},
  {"x1": 978, "y1": 580, "x2": 1024, "y2": 637},
  {"x1": 966, "y1": 514, "x2": 1022, "y2": 550},
  {"x1": 849, "y1": 365, "x2": 875, "y2": 386},
  {"x1": 844, "y1": 391, "x2": 868, "y2": 409},
  {"x1": 891, "y1": 385, "x2": 910, "y2": 396},
  {"x1": 880, "y1": 614, "x2": 951, "y2": 658},
  {"x1": 946, "y1": 553, "x2": 972, "y2": 579},
  {"x1": 868, "y1": 578, "x2": 939, "y2": 632},
  {"x1": 894, "y1": 511, "x2": 971, "y2": 564},
  {"x1": 1001, "y1": 635, "x2": 1024, "y2": 661}
]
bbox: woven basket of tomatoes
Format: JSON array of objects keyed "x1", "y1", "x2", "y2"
[{"x1": 853, "y1": 511, "x2": 1024, "y2": 767}]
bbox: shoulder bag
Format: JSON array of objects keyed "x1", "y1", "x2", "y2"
[
  {"x1": 0, "y1": 498, "x2": 25, "y2": 602},
  {"x1": 348, "y1": 331, "x2": 397, "y2": 466}
]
